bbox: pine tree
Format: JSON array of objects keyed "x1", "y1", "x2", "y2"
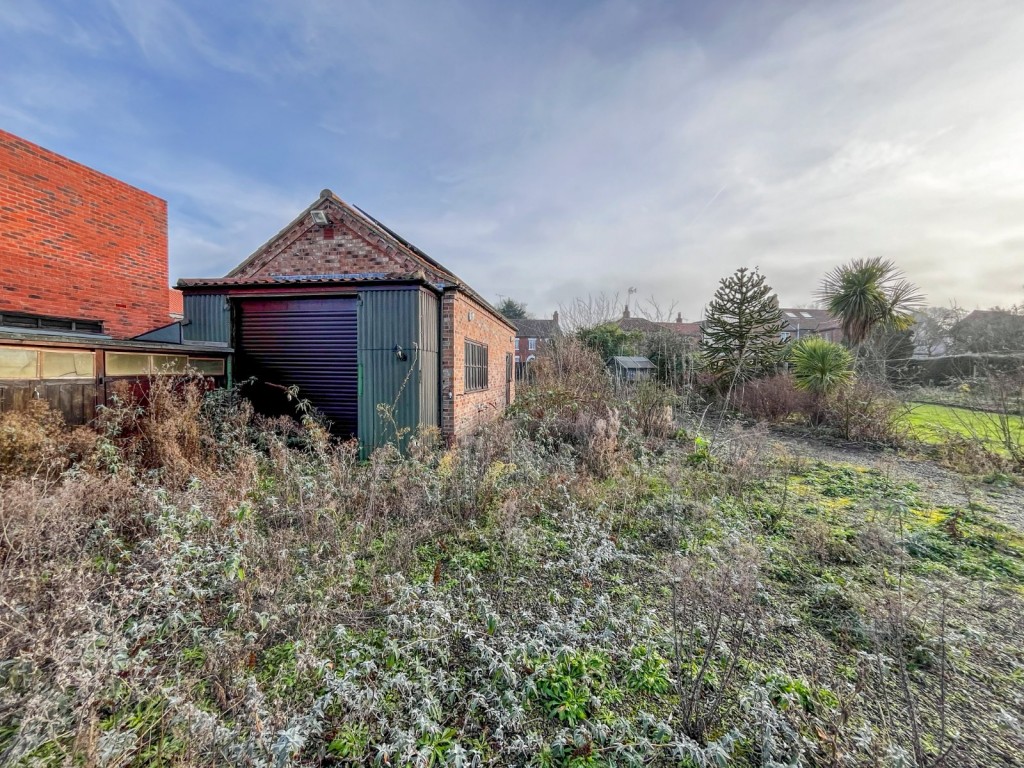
[
  {"x1": 496, "y1": 298, "x2": 529, "y2": 319},
  {"x1": 700, "y1": 267, "x2": 786, "y2": 385}
]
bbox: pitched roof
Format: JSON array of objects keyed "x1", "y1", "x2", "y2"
[
  {"x1": 182, "y1": 189, "x2": 514, "y2": 331},
  {"x1": 615, "y1": 316, "x2": 663, "y2": 333},
  {"x1": 958, "y1": 309, "x2": 1024, "y2": 324},
  {"x1": 656, "y1": 321, "x2": 703, "y2": 338},
  {"x1": 610, "y1": 356, "x2": 656, "y2": 370},
  {"x1": 512, "y1": 317, "x2": 560, "y2": 338},
  {"x1": 614, "y1": 316, "x2": 702, "y2": 338},
  {"x1": 779, "y1": 308, "x2": 838, "y2": 333}
]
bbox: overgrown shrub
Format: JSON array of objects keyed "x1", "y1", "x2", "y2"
[
  {"x1": 625, "y1": 379, "x2": 677, "y2": 439},
  {"x1": 822, "y1": 378, "x2": 909, "y2": 445},
  {"x1": 514, "y1": 336, "x2": 623, "y2": 475},
  {"x1": 1, "y1": 356, "x2": 1021, "y2": 766},
  {"x1": 734, "y1": 374, "x2": 814, "y2": 423},
  {"x1": 0, "y1": 400, "x2": 95, "y2": 478}
]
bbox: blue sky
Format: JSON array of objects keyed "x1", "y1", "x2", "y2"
[{"x1": 2, "y1": 1, "x2": 1023, "y2": 319}]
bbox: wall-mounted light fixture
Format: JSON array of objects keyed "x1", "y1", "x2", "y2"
[
  {"x1": 394, "y1": 345, "x2": 408, "y2": 361},
  {"x1": 311, "y1": 210, "x2": 331, "y2": 226}
]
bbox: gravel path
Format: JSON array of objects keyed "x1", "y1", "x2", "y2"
[{"x1": 767, "y1": 431, "x2": 1024, "y2": 532}]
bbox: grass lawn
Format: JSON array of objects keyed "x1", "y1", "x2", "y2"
[{"x1": 905, "y1": 401, "x2": 1024, "y2": 453}]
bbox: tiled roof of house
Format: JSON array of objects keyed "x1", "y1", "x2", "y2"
[
  {"x1": 177, "y1": 272, "x2": 413, "y2": 288},
  {"x1": 656, "y1": 321, "x2": 703, "y2": 338},
  {"x1": 512, "y1": 317, "x2": 560, "y2": 338},
  {"x1": 180, "y1": 189, "x2": 515, "y2": 331},
  {"x1": 779, "y1": 308, "x2": 839, "y2": 333},
  {"x1": 958, "y1": 309, "x2": 1024, "y2": 324},
  {"x1": 616, "y1": 316, "x2": 664, "y2": 333},
  {"x1": 614, "y1": 311, "x2": 702, "y2": 339}
]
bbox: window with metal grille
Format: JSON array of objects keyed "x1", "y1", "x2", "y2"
[
  {"x1": 0, "y1": 311, "x2": 103, "y2": 334},
  {"x1": 464, "y1": 340, "x2": 488, "y2": 391}
]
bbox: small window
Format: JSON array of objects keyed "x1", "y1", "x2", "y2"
[
  {"x1": 0, "y1": 311, "x2": 103, "y2": 334},
  {"x1": 105, "y1": 353, "x2": 151, "y2": 376},
  {"x1": 0, "y1": 348, "x2": 39, "y2": 379},
  {"x1": 106, "y1": 352, "x2": 188, "y2": 376},
  {"x1": 801, "y1": 312, "x2": 814, "y2": 319},
  {"x1": 464, "y1": 340, "x2": 489, "y2": 392},
  {"x1": 41, "y1": 351, "x2": 94, "y2": 379},
  {"x1": 785, "y1": 312, "x2": 797, "y2": 319},
  {"x1": 188, "y1": 357, "x2": 225, "y2": 376},
  {"x1": 152, "y1": 354, "x2": 188, "y2": 374},
  {"x1": 528, "y1": 337, "x2": 537, "y2": 351}
]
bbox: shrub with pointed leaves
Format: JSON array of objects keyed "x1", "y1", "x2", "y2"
[
  {"x1": 700, "y1": 266, "x2": 787, "y2": 386},
  {"x1": 817, "y1": 257, "x2": 923, "y2": 346},
  {"x1": 790, "y1": 338, "x2": 854, "y2": 396}
]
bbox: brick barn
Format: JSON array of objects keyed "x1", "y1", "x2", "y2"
[
  {"x1": 0, "y1": 130, "x2": 228, "y2": 424},
  {"x1": 177, "y1": 189, "x2": 516, "y2": 453}
]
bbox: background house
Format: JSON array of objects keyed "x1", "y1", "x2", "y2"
[
  {"x1": 950, "y1": 309, "x2": 1024, "y2": 353},
  {"x1": 0, "y1": 130, "x2": 228, "y2": 424},
  {"x1": 512, "y1": 312, "x2": 560, "y2": 379},
  {"x1": 778, "y1": 308, "x2": 840, "y2": 342},
  {"x1": 178, "y1": 189, "x2": 515, "y2": 452}
]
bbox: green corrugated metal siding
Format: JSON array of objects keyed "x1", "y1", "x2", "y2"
[
  {"x1": 182, "y1": 294, "x2": 231, "y2": 343},
  {"x1": 358, "y1": 288, "x2": 437, "y2": 456},
  {"x1": 418, "y1": 289, "x2": 440, "y2": 432}
]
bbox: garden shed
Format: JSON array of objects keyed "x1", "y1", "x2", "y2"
[{"x1": 609, "y1": 355, "x2": 657, "y2": 384}]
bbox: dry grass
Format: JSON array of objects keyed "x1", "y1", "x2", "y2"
[{"x1": 1, "y1": 373, "x2": 1022, "y2": 766}]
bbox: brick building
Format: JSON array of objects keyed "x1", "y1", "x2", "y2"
[
  {"x1": 0, "y1": 129, "x2": 171, "y2": 338},
  {"x1": 0, "y1": 131, "x2": 228, "y2": 423},
  {"x1": 178, "y1": 189, "x2": 515, "y2": 452},
  {"x1": 779, "y1": 308, "x2": 840, "y2": 342},
  {"x1": 511, "y1": 313, "x2": 561, "y2": 379}
]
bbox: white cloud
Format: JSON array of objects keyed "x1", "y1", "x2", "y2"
[
  {"x1": 2, "y1": 0, "x2": 1022, "y2": 313},
  {"x1": 373, "y1": 0, "x2": 1024, "y2": 316}
]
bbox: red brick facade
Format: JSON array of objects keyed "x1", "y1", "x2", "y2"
[
  {"x1": 229, "y1": 194, "x2": 448, "y2": 284},
  {"x1": 0, "y1": 130, "x2": 169, "y2": 339},
  {"x1": 442, "y1": 290, "x2": 516, "y2": 440}
]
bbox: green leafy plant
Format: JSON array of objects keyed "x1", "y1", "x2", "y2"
[
  {"x1": 417, "y1": 727, "x2": 459, "y2": 767},
  {"x1": 818, "y1": 256, "x2": 922, "y2": 347},
  {"x1": 789, "y1": 338, "x2": 854, "y2": 396},
  {"x1": 535, "y1": 650, "x2": 609, "y2": 725},
  {"x1": 327, "y1": 724, "x2": 370, "y2": 761},
  {"x1": 623, "y1": 645, "x2": 671, "y2": 695}
]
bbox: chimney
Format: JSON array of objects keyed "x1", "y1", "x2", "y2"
[
  {"x1": 552, "y1": 310, "x2": 559, "y2": 326},
  {"x1": 675, "y1": 312, "x2": 683, "y2": 324},
  {"x1": 622, "y1": 304, "x2": 631, "y2": 319}
]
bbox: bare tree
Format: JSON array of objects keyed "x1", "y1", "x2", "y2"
[
  {"x1": 634, "y1": 295, "x2": 682, "y2": 323},
  {"x1": 557, "y1": 292, "x2": 621, "y2": 332}
]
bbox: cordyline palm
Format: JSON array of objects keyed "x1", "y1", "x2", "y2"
[
  {"x1": 818, "y1": 257, "x2": 923, "y2": 346},
  {"x1": 790, "y1": 338, "x2": 853, "y2": 396}
]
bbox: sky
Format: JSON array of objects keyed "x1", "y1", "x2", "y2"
[{"x1": 2, "y1": 0, "x2": 1023, "y2": 320}]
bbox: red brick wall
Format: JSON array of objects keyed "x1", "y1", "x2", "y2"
[
  {"x1": 0, "y1": 130, "x2": 168, "y2": 339},
  {"x1": 441, "y1": 291, "x2": 516, "y2": 441},
  {"x1": 234, "y1": 200, "x2": 447, "y2": 283},
  {"x1": 513, "y1": 336, "x2": 547, "y2": 359}
]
